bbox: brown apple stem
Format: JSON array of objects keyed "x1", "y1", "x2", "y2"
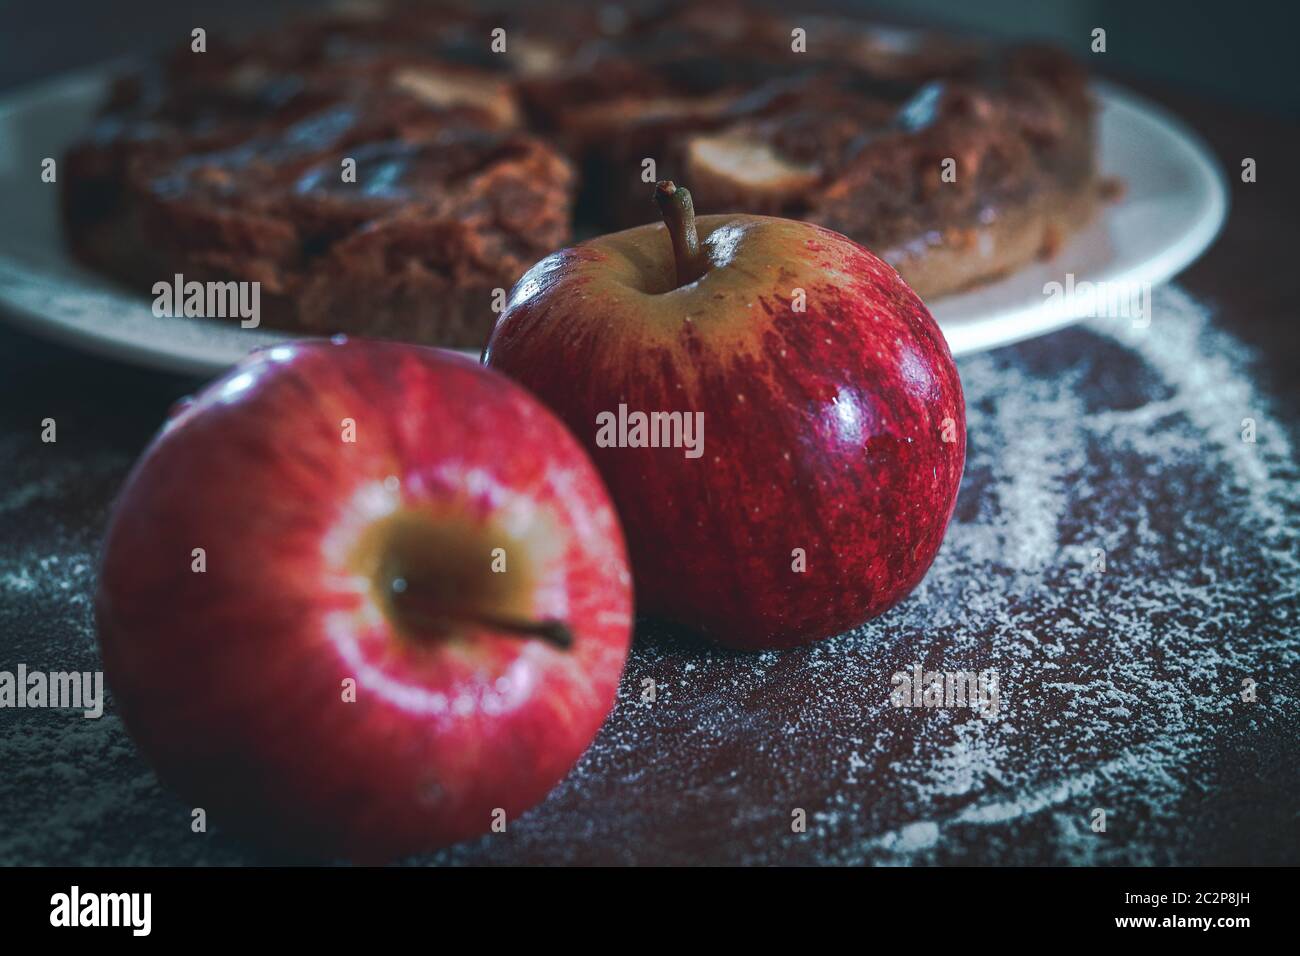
[
  {"x1": 655, "y1": 180, "x2": 709, "y2": 287},
  {"x1": 391, "y1": 590, "x2": 573, "y2": 650}
]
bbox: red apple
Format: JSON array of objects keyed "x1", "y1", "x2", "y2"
[
  {"x1": 95, "y1": 340, "x2": 633, "y2": 861},
  {"x1": 484, "y1": 181, "x2": 964, "y2": 650}
]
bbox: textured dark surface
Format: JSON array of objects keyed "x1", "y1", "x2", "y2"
[
  {"x1": 2, "y1": 37, "x2": 1299, "y2": 866},
  {"x1": 2, "y1": 281, "x2": 1297, "y2": 866}
]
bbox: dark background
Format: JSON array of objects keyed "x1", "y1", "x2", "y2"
[{"x1": 0, "y1": 0, "x2": 1296, "y2": 116}]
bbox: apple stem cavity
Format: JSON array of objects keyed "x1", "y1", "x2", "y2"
[{"x1": 654, "y1": 180, "x2": 708, "y2": 287}]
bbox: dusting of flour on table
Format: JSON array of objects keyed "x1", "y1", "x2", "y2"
[
  {"x1": 1, "y1": 286, "x2": 1296, "y2": 865},
  {"x1": 432, "y1": 286, "x2": 1299, "y2": 866}
]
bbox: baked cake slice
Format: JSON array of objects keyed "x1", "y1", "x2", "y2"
[
  {"x1": 681, "y1": 44, "x2": 1101, "y2": 298},
  {"x1": 64, "y1": 22, "x2": 575, "y2": 348}
]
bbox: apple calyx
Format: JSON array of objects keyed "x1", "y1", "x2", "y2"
[
  {"x1": 654, "y1": 180, "x2": 709, "y2": 287},
  {"x1": 389, "y1": 582, "x2": 574, "y2": 650}
]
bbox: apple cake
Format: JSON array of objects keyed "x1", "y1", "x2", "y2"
[{"x1": 63, "y1": 0, "x2": 1104, "y2": 347}]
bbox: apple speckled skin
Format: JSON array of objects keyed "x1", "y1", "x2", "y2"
[
  {"x1": 485, "y1": 213, "x2": 965, "y2": 650},
  {"x1": 96, "y1": 341, "x2": 633, "y2": 861}
]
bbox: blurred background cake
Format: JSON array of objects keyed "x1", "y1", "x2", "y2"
[{"x1": 62, "y1": 0, "x2": 1104, "y2": 346}]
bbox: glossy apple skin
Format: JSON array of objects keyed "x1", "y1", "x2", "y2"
[
  {"x1": 485, "y1": 214, "x2": 964, "y2": 650},
  {"x1": 95, "y1": 341, "x2": 632, "y2": 862}
]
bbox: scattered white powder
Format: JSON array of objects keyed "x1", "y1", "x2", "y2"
[
  {"x1": 433, "y1": 286, "x2": 1299, "y2": 866},
  {"x1": 2, "y1": 286, "x2": 1296, "y2": 865}
]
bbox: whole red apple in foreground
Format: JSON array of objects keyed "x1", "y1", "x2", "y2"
[
  {"x1": 485, "y1": 181, "x2": 964, "y2": 650},
  {"x1": 96, "y1": 340, "x2": 632, "y2": 861}
]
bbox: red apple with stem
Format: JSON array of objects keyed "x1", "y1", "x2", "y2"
[
  {"x1": 95, "y1": 340, "x2": 633, "y2": 861},
  {"x1": 484, "y1": 181, "x2": 965, "y2": 650}
]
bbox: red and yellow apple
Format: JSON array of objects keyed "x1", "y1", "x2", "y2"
[
  {"x1": 95, "y1": 340, "x2": 632, "y2": 861},
  {"x1": 485, "y1": 181, "x2": 965, "y2": 650}
]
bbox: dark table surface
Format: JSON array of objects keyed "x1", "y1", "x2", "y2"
[{"x1": 1, "y1": 30, "x2": 1298, "y2": 864}]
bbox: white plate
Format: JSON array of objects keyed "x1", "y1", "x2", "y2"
[
  {"x1": 0, "y1": 70, "x2": 1227, "y2": 375},
  {"x1": 932, "y1": 79, "x2": 1227, "y2": 354}
]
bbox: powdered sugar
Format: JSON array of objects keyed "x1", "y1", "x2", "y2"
[
  {"x1": 432, "y1": 285, "x2": 1299, "y2": 865},
  {"x1": 1, "y1": 286, "x2": 1296, "y2": 864}
]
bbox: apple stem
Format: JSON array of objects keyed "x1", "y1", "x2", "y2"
[
  {"x1": 391, "y1": 589, "x2": 574, "y2": 650},
  {"x1": 476, "y1": 615, "x2": 575, "y2": 649},
  {"x1": 655, "y1": 180, "x2": 708, "y2": 287}
]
